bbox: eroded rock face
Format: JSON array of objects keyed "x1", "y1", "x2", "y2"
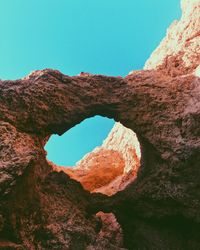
[
  {"x1": 0, "y1": 0, "x2": 200, "y2": 249},
  {"x1": 61, "y1": 122, "x2": 141, "y2": 196},
  {"x1": 144, "y1": 0, "x2": 200, "y2": 76}
]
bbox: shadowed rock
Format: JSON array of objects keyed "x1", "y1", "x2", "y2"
[{"x1": 0, "y1": 0, "x2": 200, "y2": 249}]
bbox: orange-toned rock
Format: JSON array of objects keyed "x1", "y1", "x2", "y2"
[
  {"x1": 62, "y1": 122, "x2": 141, "y2": 196},
  {"x1": 61, "y1": 149, "x2": 125, "y2": 192},
  {"x1": 0, "y1": 0, "x2": 200, "y2": 249}
]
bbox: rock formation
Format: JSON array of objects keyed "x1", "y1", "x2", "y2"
[
  {"x1": 51, "y1": 121, "x2": 141, "y2": 248},
  {"x1": 144, "y1": 0, "x2": 200, "y2": 76},
  {"x1": 0, "y1": 0, "x2": 200, "y2": 249},
  {"x1": 59, "y1": 122, "x2": 141, "y2": 196}
]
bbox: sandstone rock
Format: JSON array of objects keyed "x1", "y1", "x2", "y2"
[
  {"x1": 65, "y1": 148, "x2": 125, "y2": 192},
  {"x1": 144, "y1": 0, "x2": 200, "y2": 76},
  {"x1": 0, "y1": 0, "x2": 200, "y2": 249},
  {"x1": 62, "y1": 122, "x2": 141, "y2": 196},
  {"x1": 95, "y1": 212, "x2": 124, "y2": 247},
  {"x1": 101, "y1": 122, "x2": 141, "y2": 174}
]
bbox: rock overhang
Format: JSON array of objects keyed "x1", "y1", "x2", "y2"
[{"x1": 0, "y1": 0, "x2": 200, "y2": 248}]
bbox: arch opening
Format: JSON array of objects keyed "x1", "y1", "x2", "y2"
[
  {"x1": 45, "y1": 115, "x2": 115, "y2": 166},
  {"x1": 45, "y1": 115, "x2": 141, "y2": 196}
]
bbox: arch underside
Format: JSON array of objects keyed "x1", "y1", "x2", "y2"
[
  {"x1": 1, "y1": 1, "x2": 200, "y2": 246},
  {"x1": 0, "y1": 68, "x2": 200, "y2": 249}
]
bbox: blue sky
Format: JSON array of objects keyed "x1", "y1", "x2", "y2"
[{"x1": 0, "y1": 0, "x2": 181, "y2": 166}]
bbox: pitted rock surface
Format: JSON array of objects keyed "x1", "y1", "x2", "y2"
[{"x1": 0, "y1": 0, "x2": 200, "y2": 249}]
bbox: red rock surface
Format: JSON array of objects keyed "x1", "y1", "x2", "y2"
[
  {"x1": 0, "y1": 0, "x2": 200, "y2": 249},
  {"x1": 61, "y1": 122, "x2": 141, "y2": 196},
  {"x1": 95, "y1": 212, "x2": 124, "y2": 248},
  {"x1": 53, "y1": 149, "x2": 125, "y2": 193}
]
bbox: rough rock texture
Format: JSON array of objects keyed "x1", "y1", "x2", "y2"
[
  {"x1": 95, "y1": 212, "x2": 124, "y2": 248},
  {"x1": 0, "y1": 0, "x2": 200, "y2": 249},
  {"x1": 101, "y1": 123, "x2": 141, "y2": 174},
  {"x1": 62, "y1": 149, "x2": 125, "y2": 194},
  {"x1": 61, "y1": 122, "x2": 141, "y2": 196},
  {"x1": 52, "y1": 121, "x2": 141, "y2": 249},
  {"x1": 144, "y1": 0, "x2": 200, "y2": 76},
  {"x1": 0, "y1": 122, "x2": 125, "y2": 249}
]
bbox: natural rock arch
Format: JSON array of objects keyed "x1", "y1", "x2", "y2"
[
  {"x1": 0, "y1": 0, "x2": 200, "y2": 248},
  {"x1": 46, "y1": 117, "x2": 141, "y2": 196},
  {"x1": 2, "y1": 69, "x2": 198, "y2": 160},
  {"x1": 1, "y1": 68, "x2": 200, "y2": 249}
]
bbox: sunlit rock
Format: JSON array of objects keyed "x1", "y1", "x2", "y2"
[{"x1": 0, "y1": 0, "x2": 200, "y2": 249}]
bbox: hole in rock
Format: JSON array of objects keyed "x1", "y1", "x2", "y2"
[
  {"x1": 45, "y1": 116, "x2": 115, "y2": 166},
  {"x1": 45, "y1": 115, "x2": 141, "y2": 196}
]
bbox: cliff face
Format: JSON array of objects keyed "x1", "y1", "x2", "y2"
[
  {"x1": 0, "y1": 0, "x2": 200, "y2": 249},
  {"x1": 144, "y1": 0, "x2": 200, "y2": 76},
  {"x1": 61, "y1": 122, "x2": 141, "y2": 196}
]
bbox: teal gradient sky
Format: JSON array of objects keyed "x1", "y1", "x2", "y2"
[{"x1": 0, "y1": 0, "x2": 181, "y2": 166}]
